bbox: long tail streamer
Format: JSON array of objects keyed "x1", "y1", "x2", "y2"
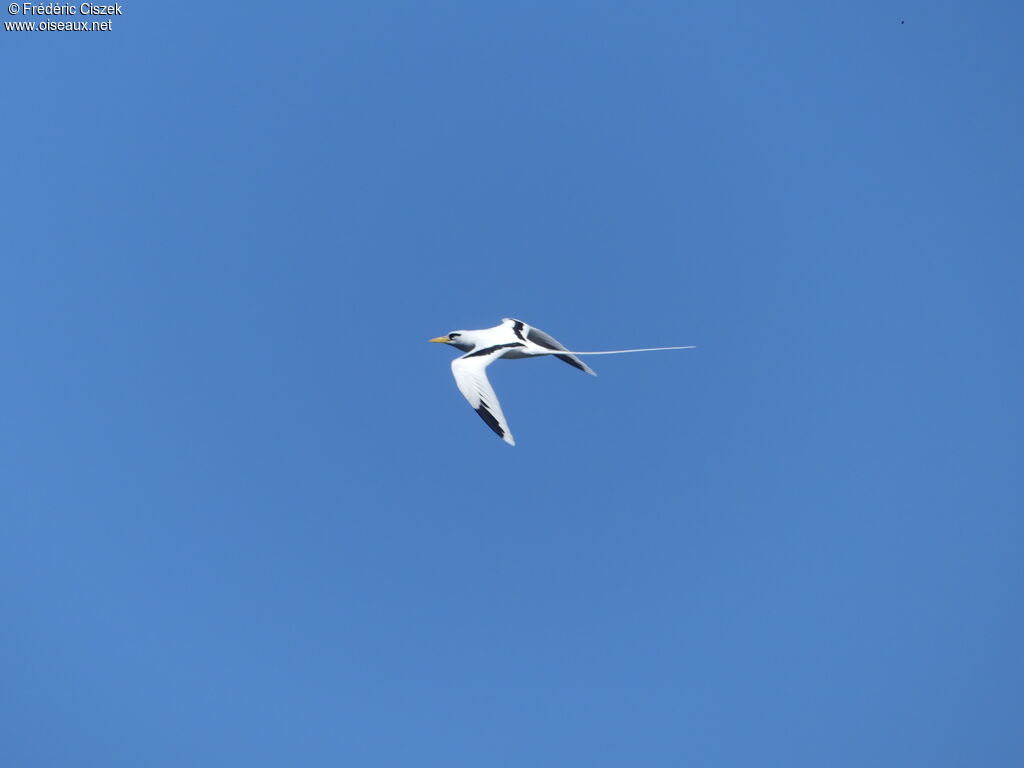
[{"x1": 535, "y1": 345, "x2": 695, "y2": 356}]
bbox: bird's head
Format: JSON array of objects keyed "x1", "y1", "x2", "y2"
[{"x1": 429, "y1": 331, "x2": 473, "y2": 351}]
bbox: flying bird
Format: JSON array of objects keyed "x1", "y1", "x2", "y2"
[{"x1": 430, "y1": 318, "x2": 694, "y2": 445}]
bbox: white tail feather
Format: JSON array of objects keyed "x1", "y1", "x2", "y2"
[{"x1": 534, "y1": 345, "x2": 695, "y2": 356}]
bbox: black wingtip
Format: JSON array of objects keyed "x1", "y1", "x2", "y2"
[
  {"x1": 475, "y1": 403, "x2": 505, "y2": 439},
  {"x1": 555, "y1": 353, "x2": 596, "y2": 375}
]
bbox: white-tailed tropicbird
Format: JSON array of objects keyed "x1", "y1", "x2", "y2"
[{"x1": 430, "y1": 318, "x2": 694, "y2": 445}]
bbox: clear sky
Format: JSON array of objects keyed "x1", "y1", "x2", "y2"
[{"x1": 2, "y1": 2, "x2": 1022, "y2": 766}]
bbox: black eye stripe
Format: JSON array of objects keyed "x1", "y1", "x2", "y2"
[{"x1": 449, "y1": 333, "x2": 461, "y2": 338}]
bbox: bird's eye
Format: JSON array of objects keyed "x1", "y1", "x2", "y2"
[{"x1": 449, "y1": 333, "x2": 461, "y2": 339}]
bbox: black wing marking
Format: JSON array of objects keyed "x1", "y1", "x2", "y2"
[
  {"x1": 525, "y1": 326, "x2": 596, "y2": 375},
  {"x1": 475, "y1": 401, "x2": 505, "y2": 438},
  {"x1": 466, "y1": 342, "x2": 526, "y2": 358}
]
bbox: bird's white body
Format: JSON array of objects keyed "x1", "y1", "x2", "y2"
[{"x1": 430, "y1": 318, "x2": 694, "y2": 446}]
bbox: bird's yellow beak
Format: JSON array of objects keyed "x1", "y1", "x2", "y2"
[{"x1": 428, "y1": 336, "x2": 449, "y2": 343}]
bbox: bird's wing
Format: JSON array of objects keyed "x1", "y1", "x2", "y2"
[
  {"x1": 451, "y1": 346, "x2": 520, "y2": 446},
  {"x1": 502, "y1": 318, "x2": 596, "y2": 376}
]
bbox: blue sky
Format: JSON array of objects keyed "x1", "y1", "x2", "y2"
[{"x1": 2, "y1": 2, "x2": 1022, "y2": 766}]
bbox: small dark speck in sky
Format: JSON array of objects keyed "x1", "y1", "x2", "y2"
[{"x1": 901, "y1": 20, "x2": 905, "y2": 24}]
